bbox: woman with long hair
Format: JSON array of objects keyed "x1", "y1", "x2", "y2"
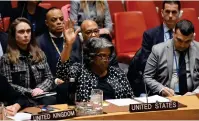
[{"x1": 0, "y1": 17, "x2": 56, "y2": 105}]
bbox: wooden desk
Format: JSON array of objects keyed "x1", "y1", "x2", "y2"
[{"x1": 22, "y1": 95, "x2": 199, "y2": 120}]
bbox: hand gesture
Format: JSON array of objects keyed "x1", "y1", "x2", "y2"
[
  {"x1": 63, "y1": 19, "x2": 80, "y2": 46},
  {"x1": 161, "y1": 87, "x2": 175, "y2": 97}
]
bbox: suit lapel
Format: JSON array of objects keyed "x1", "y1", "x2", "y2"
[
  {"x1": 189, "y1": 42, "x2": 195, "y2": 79},
  {"x1": 155, "y1": 24, "x2": 164, "y2": 44},
  {"x1": 166, "y1": 40, "x2": 174, "y2": 83}
]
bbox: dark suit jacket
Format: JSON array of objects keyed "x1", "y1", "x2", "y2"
[
  {"x1": 11, "y1": 5, "x2": 47, "y2": 37},
  {"x1": 141, "y1": 24, "x2": 164, "y2": 67},
  {"x1": 0, "y1": 32, "x2": 8, "y2": 53},
  {"x1": 0, "y1": 1, "x2": 12, "y2": 18}
]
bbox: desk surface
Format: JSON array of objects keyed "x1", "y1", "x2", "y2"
[{"x1": 21, "y1": 95, "x2": 199, "y2": 120}]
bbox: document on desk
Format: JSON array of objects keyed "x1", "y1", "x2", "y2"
[
  {"x1": 134, "y1": 95, "x2": 171, "y2": 103},
  {"x1": 6, "y1": 112, "x2": 32, "y2": 120},
  {"x1": 105, "y1": 98, "x2": 141, "y2": 106}
]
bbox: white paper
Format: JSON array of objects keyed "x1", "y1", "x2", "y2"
[
  {"x1": 105, "y1": 98, "x2": 141, "y2": 106},
  {"x1": 6, "y1": 112, "x2": 31, "y2": 120},
  {"x1": 134, "y1": 95, "x2": 171, "y2": 103}
]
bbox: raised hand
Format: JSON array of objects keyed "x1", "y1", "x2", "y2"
[{"x1": 63, "y1": 19, "x2": 80, "y2": 46}]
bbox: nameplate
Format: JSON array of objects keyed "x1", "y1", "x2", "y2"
[
  {"x1": 129, "y1": 101, "x2": 178, "y2": 112},
  {"x1": 31, "y1": 110, "x2": 76, "y2": 120}
]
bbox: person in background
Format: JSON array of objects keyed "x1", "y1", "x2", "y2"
[
  {"x1": 0, "y1": 17, "x2": 56, "y2": 105},
  {"x1": 11, "y1": 1, "x2": 47, "y2": 37},
  {"x1": 127, "y1": 0, "x2": 181, "y2": 96},
  {"x1": 70, "y1": 0, "x2": 112, "y2": 41},
  {"x1": 0, "y1": 32, "x2": 8, "y2": 57},
  {"x1": 37, "y1": 7, "x2": 71, "y2": 104},
  {"x1": 71, "y1": 19, "x2": 118, "y2": 67},
  {"x1": 144, "y1": 20, "x2": 199, "y2": 97},
  {"x1": 56, "y1": 19, "x2": 134, "y2": 101}
]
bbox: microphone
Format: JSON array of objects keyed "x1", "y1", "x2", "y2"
[
  {"x1": 142, "y1": 71, "x2": 149, "y2": 104},
  {"x1": 129, "y1": 73, "x2": 178, "y2": 112},
  {"x1": 20, "y1": 2, "x2": 26, "y2": 17}
]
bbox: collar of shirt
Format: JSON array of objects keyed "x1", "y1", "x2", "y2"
[
  {"x1": 0, "y1": 42, "x2": 3, "y2": 57},
  {"x1": 163, "y1": 23, "x2": 170, "y2": 34},
  {"x1": 49, "y1": 32, "x2": 64, "y2": 38}
]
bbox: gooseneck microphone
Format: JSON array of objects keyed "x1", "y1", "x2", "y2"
[{"x1": 142, "y1": 71, "x2": 149, "y2": 104}]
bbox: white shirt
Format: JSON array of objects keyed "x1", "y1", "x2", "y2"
[
  {"x1": 163, "y1": 23, "x2": 173, "y2": 42},
  {"x1": 170, "y1": 50, "x2": 191, "y2": 93},
  {"x1": 0, "y1": 42, "x2": 3, "y2": 57}
]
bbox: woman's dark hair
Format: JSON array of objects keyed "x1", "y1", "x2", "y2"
[
  {"x1": 83, "y1": 37, "x2": 114, "y2": 65},
  {"x1": 7, "y1": 17, "x2": 44, "y2": 64}
]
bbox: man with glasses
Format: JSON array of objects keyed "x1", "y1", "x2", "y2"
[
  {"x1": 71, "y1": 19, "x2": 119, "y2": 67},
  {"x1": 128, "y1": 0, "x2": 181, "y2": 97}
]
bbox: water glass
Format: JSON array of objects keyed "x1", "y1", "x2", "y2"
[
  {"x1": 90, "y1": 89, "x2": 103, "y2": 114},
  {"x1": 75, "y1": 89, "x2": 103, "y2": 116},
  {"x1": 0, "y1": 102, "x2": 5, "y2": 120}
]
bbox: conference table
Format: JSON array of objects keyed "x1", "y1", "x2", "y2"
[{"x1": 16, "y1": 95, "x2": 199, "y2": 120}]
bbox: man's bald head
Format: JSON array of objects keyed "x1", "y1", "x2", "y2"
[
  {"x1": 81, "y1": 20, "x2": 99, "y2": 41},
  {"x1": 45, "y1": 7, "x2": 64, "y2": 36}
]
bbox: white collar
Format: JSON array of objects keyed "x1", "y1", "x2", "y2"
[{"x1": 49, "y1": 32, "x2": 63, "y2": 38}]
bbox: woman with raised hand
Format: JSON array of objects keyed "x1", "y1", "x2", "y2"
[{"x1": 56, "y1": 20, "x2": 133, "y2": 102}]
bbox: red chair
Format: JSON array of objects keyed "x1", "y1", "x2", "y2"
[
  {"x1": 114, "y1": 11, "x2": 147, "y2": 64},
  {"x1": 107, "y1": 1, "x2": 125, "y2": 44},
  {"x1": 0, "y1": 17, "x2": 10, "y2": 32},
  {"x1": 61, "y1": 4, "x2": 71, "y2": 21},
  {"x1": 125, "y1": 1, "x2": 160, "y2": 29},
  {"x1": 107, "y1": 1, "x2": 125, "y2": 22},
  {"x1": 3, "y1": 17, "x2": 10, "y2": 32},
  {"x1": 181, "y1": 1, "x2": 199, "y2": 17},
  {"x1": 180, "y1": 8, "x2": 199, "y2": 41},
  {"x1": 39, "y1": 2, "x2": 52, "y2": 9}
]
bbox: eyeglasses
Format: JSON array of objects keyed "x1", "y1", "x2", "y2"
[
  {"x1": 84, "y1": 29, "x2": 99, "y2": 36},
  {"x1": 95, "y1": 53, "x2": 110, "y2": 60}
]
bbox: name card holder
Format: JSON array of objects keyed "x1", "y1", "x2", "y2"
[
  {"x1": 31, "y1": 109, "x2": 76, "y2": 120},
  {"x1": 129, "y1": 101, "x2": 178, "y2": 112}
]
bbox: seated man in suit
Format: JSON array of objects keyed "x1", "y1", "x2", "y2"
[
  {"x1": 127, "y1": 0, "x2": 181, "y2": 96},
  {"x1": 144, "y1": 20, "x2": 199, "y2": 96}
]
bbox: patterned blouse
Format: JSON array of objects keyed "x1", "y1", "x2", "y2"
[
  {"x1": 0, "y1": 53, "x2": 55, "y2": 95},
  {"x1": 56, "y1": 59, "x2": 134, "y2": 101}
]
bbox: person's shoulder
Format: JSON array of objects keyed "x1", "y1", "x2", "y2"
[
  {"x1": 192, "y1": 40, "x2": 199, "y2": 49},
  {"x1": 144, "y1": 25, "x2": 162, "y2": 35},
  {"x1": 152, "y1": 40, "x2": 170, "y2": 52},
  {"x1": 71, "y1": 0, "x2": 80, "y2": 4},
  {"x1": 0, "y1": 54, "x2": 10, "y2": 63},
  {"x1": 37, "y1": 32, "x2": 50, "y2": 44},
  {"x1": 109, "y1": 66, "x2": 125, "y2": 75}
]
